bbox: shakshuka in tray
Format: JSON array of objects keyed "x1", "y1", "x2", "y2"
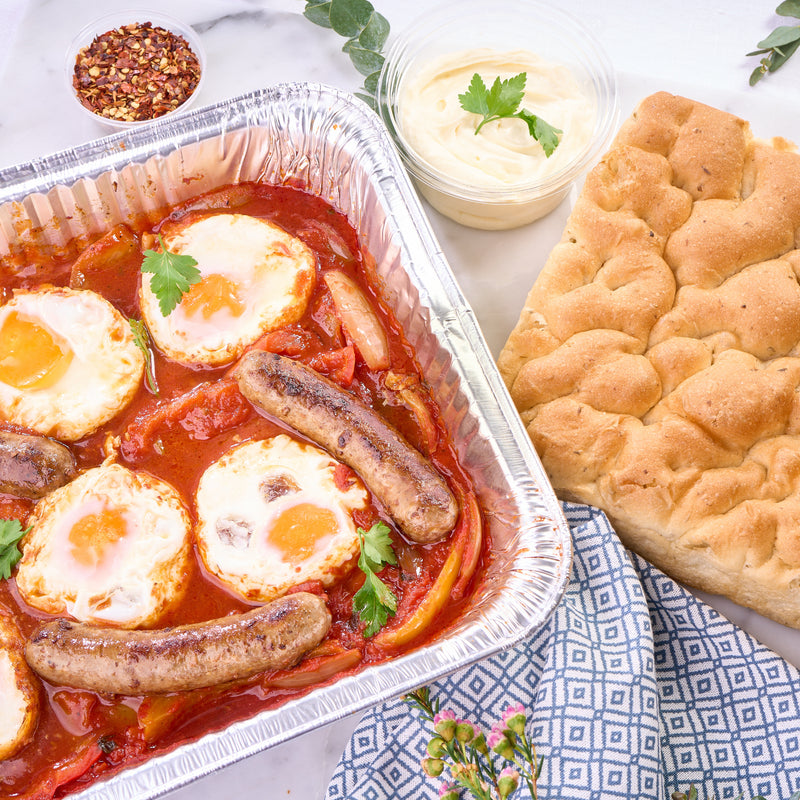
[{"x1": 0, "y1": 85, "x2": 571, "y2": 800}]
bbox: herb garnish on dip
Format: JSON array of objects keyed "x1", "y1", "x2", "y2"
[{"x1": 398, "y1": 49, "x2": 592, "y2": 190}]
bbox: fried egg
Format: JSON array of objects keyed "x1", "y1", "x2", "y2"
[
  {"x1": 15, "y1": 463, "x2": 192, "y2": 629},
  {"x1": 195, "y1": 435, "x2": 368, "y2": 602},
  {"x1": 0, "y1": 287, "x2": 144, "y2": 442},
  {"x1": 140, "y1": 213, "x2": 316, "y2": 366},
  {"x1": 0, "y1": 616, "x2": 39, "y2": 761}
]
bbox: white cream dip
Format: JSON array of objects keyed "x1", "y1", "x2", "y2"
[
  {"x1": 396, "y1": 48, "x2": 595, "y2": 228},
  {"x1": 399, "y1": 47, "x2": 593, "y2": 187}
]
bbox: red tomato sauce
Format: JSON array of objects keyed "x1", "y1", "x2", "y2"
[{"x1": 0, "y1": 182, "x2": 486, "y2": 798}]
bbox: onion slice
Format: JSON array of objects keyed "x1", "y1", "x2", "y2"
[{"x1": 324, "y1": 271, "x2": 390, "y2": 371}]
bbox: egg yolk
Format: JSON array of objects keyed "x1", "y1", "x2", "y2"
[
  {"x1": 0, "y1": 311, "x2": 74, "y2": 390},
  {"x1": 68, "y1": 508, "x2": 128, "y2": 568},
  {"x1": 181, "y1": 273, "x2": 245, "y2": 319},
  {"x1": 267, "y1": 503, "x2": 339, "y2": 564}
]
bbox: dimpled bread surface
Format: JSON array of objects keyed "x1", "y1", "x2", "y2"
[{"x1": 499, "y1": 91, "x2": 800, "y2": 629}]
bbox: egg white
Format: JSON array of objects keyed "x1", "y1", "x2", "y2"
[
  {"x1": 195, "y1": 435, "x2": 368, "y2": 602},
  {"x1": 0, "y1": 287, "x2": 144, "y2": 442},
  {"x1": 16, "y1": 463, "x2": 192, "y2": 629},
  {"x1": 140, "y1": 213, "x2": 316, "y2": 366},
  {"x1": 0, "y1": 616, "x2": 39, "y2": 761}
]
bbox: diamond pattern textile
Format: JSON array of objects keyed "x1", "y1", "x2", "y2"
[{"x1": 326, "y1": 503, "x2": 800, "y2": 799}]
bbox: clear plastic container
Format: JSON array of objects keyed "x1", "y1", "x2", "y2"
[{"x1": 378, "y1": 0, "x2": 619, "y2": 230}]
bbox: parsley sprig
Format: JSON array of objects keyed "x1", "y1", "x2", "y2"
[
  {"x1": 0, "y1": 519, "x2": 31, "y2": 580},
  {"x1": 303, "y1": 0, "x2": 390, "y2": 109},
  {"x1": 141, "y1": 234, "x2": 201, "y2": 317},
  {"x1": 748, "y1": 1, "x2": 800, "y2": 84},
  {"x1": 353, "y1": 521, "x2": 397, "y2": 636},
  {"x1": 128, "y1": 317, "x2": 159, "y2": 395},
  {"x1": 458, "y1": 72, "x2": 562, "y2": 157}
]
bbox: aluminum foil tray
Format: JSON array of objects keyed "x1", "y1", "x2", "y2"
[{"x1": 0, "y1": 83, "x2": 572, "y2": 800}]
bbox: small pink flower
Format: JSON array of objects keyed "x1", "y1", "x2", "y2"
[
  {"x1": 427, "y1": 735, "x2": 446, "y2": 758},
  {"x1": 502, "y1": 703, "x2": 527, "y2": 735},
  {"x1": 497, "y1": 767, "x2": 520, "y2": 798},
  {"x1": 438, "y1": 782, "x2": 459, "y2": 800},
  {"x1": 434, "y1": 709, "x2": 457, "y2": 741},
  {"x1": 472, "y1": 729, "x2": 488, "y2": 755},
  {"x1": 487, "y1": 727, "x2": 514, "y2": 759},
  {"x1": 486, "y1": 728, "x2": 505, "y2": 750},
  {"x1": 499, "y1": 767, "x2": 519, "y2": 779},
  {"x1": 455, "y1": 718, "x2": 476, "y2": 743},
  {"x1": 422, "y1": 757, "x2": 444, "y2": 777}
]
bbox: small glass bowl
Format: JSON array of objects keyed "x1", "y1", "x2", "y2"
[
  {"x1": 377, "y1": 0, "x2": 619, "y2": 230},
  {"x1": 65, "y1": 10, "x2": 206, "y2": 131}
]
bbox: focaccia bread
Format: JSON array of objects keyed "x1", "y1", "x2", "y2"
[{"x1": 499, "y1": 91, "x2": 800, "y2": 628}]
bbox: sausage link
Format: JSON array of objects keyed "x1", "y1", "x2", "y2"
[
  {"x1": 0, "y1": 430, "x2": 76, "y2": 500},
  {"x1": 25, "y1": 591, "x2": 330, "y2": 695},
  {"x1": 233, "y1": 350, "x2": 458, "y2": 543}
]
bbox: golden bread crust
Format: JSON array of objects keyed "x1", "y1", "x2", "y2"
[{"x1": 499, "y1": 91, "x2": 800, "y2": 628}]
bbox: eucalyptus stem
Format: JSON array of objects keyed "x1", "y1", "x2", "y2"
[
  {"x1": 747, "y1": 0, "x2": 800, "y2": 84},
  {"x1": 302, "y1": 0, "x2": 389, "y2": 108}
]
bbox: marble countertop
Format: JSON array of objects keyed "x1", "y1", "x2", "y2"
[{"x1": 3, "y1": 0, "x2": 800, "y2": 797}]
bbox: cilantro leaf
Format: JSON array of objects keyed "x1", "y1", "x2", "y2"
[
  {"x1": 458, "y1": 71, "x2": 562, "y2": 156},
  {"x1": 458, "y1": 73, "x2": 491, "y2": 118},
  {"x1": 359, "y1": 521, "x2": 396, "y2": 572},
  {"x1": 128, "y1": 317, "x2": 159, "y2": 395},
  {"x1": 141, "y1": 234, "x2": 201, "y2": 317},
  {"x1": 353, "y1": 522, "x2": 398, "y2": 637},
  {"x1": 353, "y1": 570, "x2": 397, "y2": 637},
  {"x1": 0, "y1": 519, "x2": 31, "y2": 580},
  {"x1": 518, "y1": 110, "x2": 562, "y2": 157},
  {"x1": 487, "y1": 72, "x2": 527, "y2": 118}
]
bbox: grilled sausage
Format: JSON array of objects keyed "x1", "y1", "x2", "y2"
[
  {"x1": 233, "y1": 350, "x2": 458, "y2": 543},
  {"x1": 25, "y1": 591, "x2": 330, "y2": 695},
  {"x1": 0, "y1": 430, "x2": 76, "y2": 500}
]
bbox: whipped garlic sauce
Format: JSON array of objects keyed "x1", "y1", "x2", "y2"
[
  {"x1": 395, "y1": 48, "x2": 595, "y2": 228},
  {"x1": 399, "y1": 48, "x2": 593, "y2": 188}
]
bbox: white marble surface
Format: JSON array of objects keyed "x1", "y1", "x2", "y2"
[{"x1": 4, "y1": 0, "x2": 800, "y2": 797}]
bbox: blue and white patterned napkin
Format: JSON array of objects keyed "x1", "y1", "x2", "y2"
[{"x1": 326, "y1": 503, "x2": 800, "y2": 800}]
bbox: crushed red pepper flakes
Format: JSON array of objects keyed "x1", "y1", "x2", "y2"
[{"x1": 73, "y1": 21, "x2": 202, "y2": 123}]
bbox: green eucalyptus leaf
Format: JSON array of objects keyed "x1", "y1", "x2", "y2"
[
  {"x1": 358, "y1": 11, "x2": 390, "y2": 51},
  {"x1": 355, "y1": 91, "x2": 378, "y2": 110},
  {"x1": 756, "y1": 24, "x2": 800, "y2": 49},
  {"x1": 750, "y1": 63, "x2": 767, "y2": 84},
  {"x1": 300, "y1": 0, "x2": 387, "y2": 105},
  {"x1": 769, "y1": 35, "x2": 800, "y2": 68},
  {"x1": 363, "y1": 69, "x2": 381, "y2": 94},
  {"x1": 303, "y1": 1, "x2": 333, "y2": 28},
  {"x1": 329, "y1": 0, "x2": 374, "y2": 38},
  {"x1": 777, "y1": 0, "x2": 800, "y2": 18},
  {"x1": 349, "y1": 45, "x2": 384, "y2": 76}
]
